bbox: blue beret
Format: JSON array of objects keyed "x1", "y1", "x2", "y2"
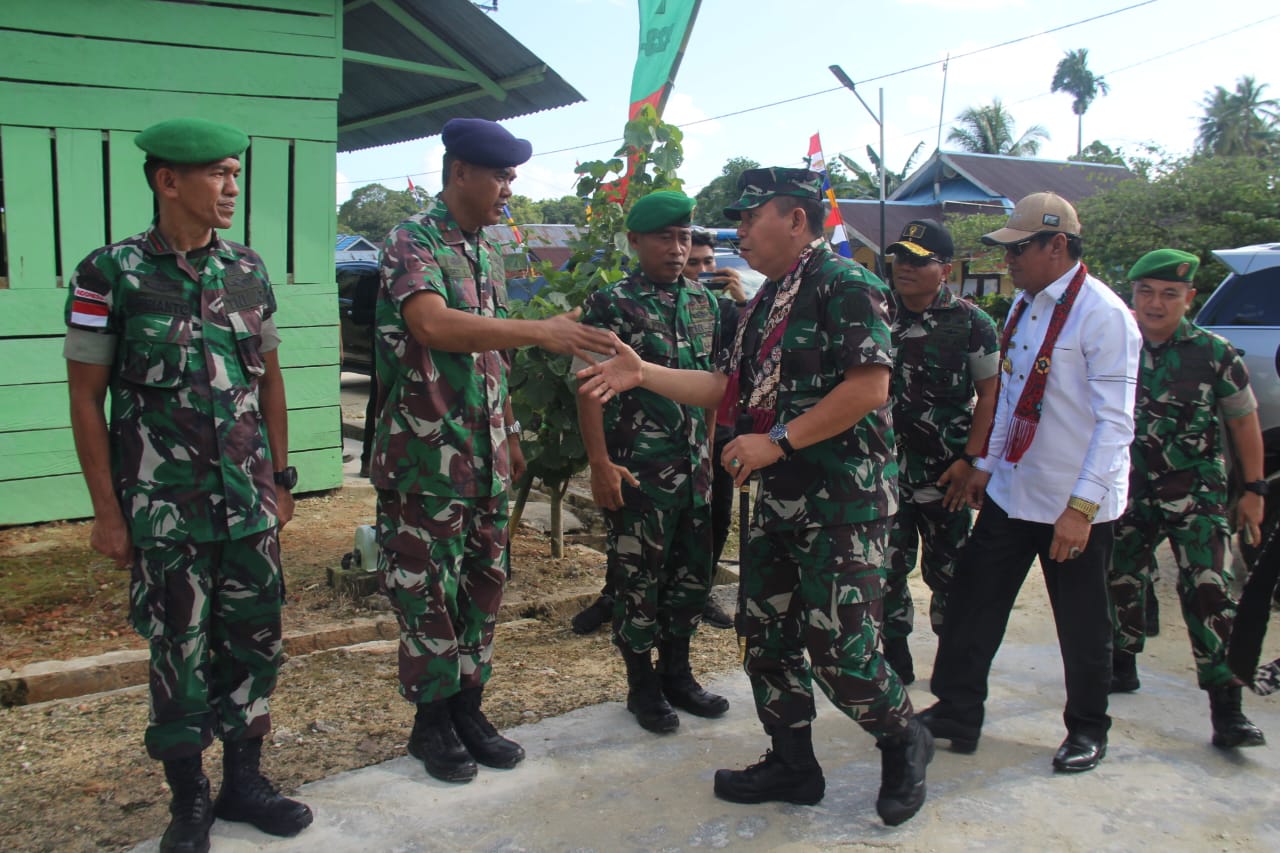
[
  {"x1": 442, "y1": 118, "x2": 532, "y2": 168},
  {"x1": 135, "y1": 118, "x2": 248, "y2": 163},
  {"x1": 626, "y1": 191, "x2": 695, "y2": 232}
]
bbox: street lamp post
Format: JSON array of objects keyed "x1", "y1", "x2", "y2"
[{"x1": 829, "y1": 64, "x2": 885, "y2": 278}]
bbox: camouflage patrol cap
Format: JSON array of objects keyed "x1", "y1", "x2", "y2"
[
  {"x1": 723, "y1": 167, "x2": 823, "y2": 221},
  {"x1": 1128, "y1": 248, "x2": 1199, "y2": 283},
  {"x1": 135, "y1": 118, "x2": 249, "y2": 163},
  {"x1": 625, "y1": 191, "x2": 695, "y2": 232}
]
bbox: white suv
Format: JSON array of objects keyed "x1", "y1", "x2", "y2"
[{"x1": 1195, "y1": 243, "x2": 1280, "y2": 475}]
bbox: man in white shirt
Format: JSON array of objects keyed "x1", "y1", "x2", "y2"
[{"x1": 918, "y1": 192, "x2": 1141, "y2": 773}]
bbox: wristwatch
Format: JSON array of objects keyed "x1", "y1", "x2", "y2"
[
  {"x1": 1244, "y1": 479, "x2": 1270, "y2": 496},
  {"x1": 273, "y1": 466, "x2": 298, "y2": 490},
  {"x1": 504, "y1": 421, "x2": 523, "y2": 436},
  {"x1": 1066, "y1": 495, "x2": 1100, "y2": 522},
  {"x1": 768, "y1": 422, "x2": 795, "y2": 457},
  {"x1": 959, "y1": 453, "x2": 979, "y2": 466}
]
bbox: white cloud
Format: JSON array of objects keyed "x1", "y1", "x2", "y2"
[{"x1": 663, "y1": 92, "x2": 722, "y2": 136}]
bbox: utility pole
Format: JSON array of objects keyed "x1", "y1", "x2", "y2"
[{"x1": 829, "y1": 64, "x2": 885, "y2": 277}]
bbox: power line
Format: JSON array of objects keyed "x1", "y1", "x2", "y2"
[{"x1": 337, "y1": 0, "x2": 1161, "y2": 187}]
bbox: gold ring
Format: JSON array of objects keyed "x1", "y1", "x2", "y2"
[{"x1": 730, "y1": 458, "x2": 741, "y2": 468}]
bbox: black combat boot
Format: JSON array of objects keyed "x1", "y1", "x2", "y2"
[
  {"x1": 1208, "y1": 684, "x2": 1267, "y2": 748},
  {"x1": 883, "y1": 635, "x2": 915, "y2": 685},
  {"x1": 571, "y1": 594, "x2": 614, "y2": 635},
  {"x1": 621, "y1": 646, "x2": 679, "y2": 733},
  {"x1": 701, "y1": 600, "x2": 734, "y2": 630},
  {"x1": 875, "y1": 717, "x2": 935, "y2": 826},
  {"x1": 1110, "y1": 650, "x2": 1141, "y2": 693},
  {"x1": 713, "y1": 725, "x2": 826, "y2": 805},
  {"x1": 916, "y1": 703, "x2": 981, "y2": 754},
  {"x1": 160, "y1": 754, "x2": 213, "y2": 853},
  {"x1": 1144, "y1": 584, "x2": 1160, "y2": 637},
  {"x1": 448, "y1": 686, "x2": 525, "y2": 768},
  {"x1": 408, "y1": 700, "x2": 478, "y2": 783},
  {"x1": 213, "y1": 737, "x2": 313, "y2": 837},
  {"x1": 657, "y1": 635, "x2": 729, "y2": 718}
]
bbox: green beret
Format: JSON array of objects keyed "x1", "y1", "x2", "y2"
[
  {"x1": 135, "y1": 118, "x2": 249, "y2": 164},
  {"x1": 1128, "y1": 248, "x2": 1200, "y2": 283},
  {"x1": 724, "y1": 167, "x2": 823, "y2": 221},
  {"x1": 626, "y1": 191, "x2": 695, "y2": 233}
]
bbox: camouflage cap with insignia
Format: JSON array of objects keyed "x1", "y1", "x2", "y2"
[
  {"x1": 626, "y1": 191, "x2": 695, "y2": 232},
  {"x1": 723, "y1": 167, "x2": 823, "y2": 221},
  {"x1": 135, "y1": 117, "x2": 249, "y2": 163},
  {"x1": 1128, "y1": 248, "x2": 1199, "y2": 283}
]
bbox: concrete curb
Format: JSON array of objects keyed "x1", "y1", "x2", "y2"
[{"x1": 0, "y1": 583, "x2": 611, "y2": 708}]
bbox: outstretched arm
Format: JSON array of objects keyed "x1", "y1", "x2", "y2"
[
  {"x1": 576, "y1": 336, "x2": 727, "y2": 409},
  {"x1": 402, "y1": 292, "x2": 616, "y2": 358}
]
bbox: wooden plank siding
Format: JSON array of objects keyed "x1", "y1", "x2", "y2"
[{"x1": 0, "y1": 1, "x2": 344, "y2": 525}]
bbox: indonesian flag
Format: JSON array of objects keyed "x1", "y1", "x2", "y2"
[
  {"x1": 808, "y1": 133, "x2": 853, "y2": 259},
  {"x1": 70, "y1": 286, "x2": 109, "y2": 329}
]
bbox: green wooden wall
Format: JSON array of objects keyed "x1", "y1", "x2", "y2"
[{"x1": 0, "y1": 0, "x2": 344, "y2": 526}]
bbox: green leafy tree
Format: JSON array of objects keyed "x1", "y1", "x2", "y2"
[
  {"x1": 505, "y1": 194, "x2": 543, "y2": 225},
  {"x1": 693, "y1": 156, "x2": 760, "y2": 226},
  {"x1": 337, "y1": 183, "x2": 425, "y2": 241},
  {"x1": 944, "y1": 210, "x2": 1012, "y2": 276},
  {"x1": 537, "y1": 195, "x2": 589, "y2": 225},
  {"x1": 1051, "y1": 48, "x2": 1110, "y2": 157},
  {"x1": 1070, "y1": 140, "x2": 1127, "y2": 166},
  {"x1": 833, "y1": 141, "x2": 926, "y2": 199},
  {"x1": 1076, "y1": 151, "x2": 1280, "y2": 292},
  {"x1": 506, "y1": 106, "x2": 686, "y2": 555},
  {"x1": 1198, "y1": 75, "x2": 1280, "y2": 157},
  {"x1": 947, "y1": 99, "x2": 1049, "y2": 156}
]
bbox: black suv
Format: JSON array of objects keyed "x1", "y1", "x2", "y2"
[{"x1": 337, "y1": 258, "x2": 378, "y2": 374}]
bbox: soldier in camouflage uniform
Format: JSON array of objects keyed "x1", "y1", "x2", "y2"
[
  {"x1": 1109, "y1": 248, "x2": 1266, "y2": 749},
  {"x1": 372, "y1": 118, "x2": 615, "y2": 785},
  {"x1": 578, "y1": 168, "x2": 933, "y2": 827},
  {"x1": 576, "y1": 192, "x2": 729, "y2": 734},
  {"x1": 65, "y1": 118, "x2": 311, "y2": 853},
  {"x1": 883, "y1": 220, "x2": 999, "y2": 685}
]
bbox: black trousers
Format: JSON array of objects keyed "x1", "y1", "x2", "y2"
[{"x1": 930, "y1": 499, "x2": 1114, "y2": 741}]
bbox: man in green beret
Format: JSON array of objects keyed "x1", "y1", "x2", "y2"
[
  {"x1": 577, "y1": 169, "x2": 932, "y2": 826},
  {"x1": 1108, "y1": 248, "x2": 1266, "y2": 748},
  {"x1": 64, "y1": 117, "x2": 312, "y2": 852},
  {"x1": 576, "y1": 190, "x2": 729, "y2": 733}
]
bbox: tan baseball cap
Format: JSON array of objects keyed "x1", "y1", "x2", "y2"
[{"x1": 981, "y1": 192, "x2": 1081, "y2": 246}]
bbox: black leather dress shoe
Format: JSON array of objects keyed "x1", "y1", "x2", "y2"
[
  {"x1": 916, "y1": 704, "x2": 980, "y2": 754},
  {"x1": 1052, "y1": 734, "x2": 1106, "y2": 772}
]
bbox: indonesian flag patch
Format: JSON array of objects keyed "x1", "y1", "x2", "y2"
[{"x1": 70, "y1": 286, "x2": 110, "y2": 328}]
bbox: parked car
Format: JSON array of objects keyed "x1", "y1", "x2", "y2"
[
  {"x1": 1194, "y1": 242, "x2": 1280, "y2": 475},
  {"x1": 337, "y1": 257, "x2": 379, "y2": 374}
]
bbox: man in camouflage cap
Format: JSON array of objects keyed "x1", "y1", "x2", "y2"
[
  {"x1": 577, "y1": 167, "x2": 933, "y2": 827},
  {"x1": 372, "y1": 117, "x2": 615, "y2": 784},
  {"x1": 882, "y1": 219, "x2": 999, "y2": 685},
  {"x1": 1108, "y1": 248, "x2": 1266, "y2": 749},
  {"x1": 576, "y1": 191, "x2": 729, "y2": 734},
  {"x1": 65, "y1": 117, "x2": 312, "y2": 852}
]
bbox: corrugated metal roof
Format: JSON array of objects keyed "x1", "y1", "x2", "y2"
[
  {"x1": 336, "y1": 234, "x2": 380, "y2": 252},
  {"x1": 892, "y1": 150, "x2": 1134, "y2": 206},
  {"x1": 339, "y1": 0, "x2": 584, "y2": 152}
]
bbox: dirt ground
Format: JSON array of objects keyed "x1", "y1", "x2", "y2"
[{"x1": 0, "y1": 489, "x2": 744, "y2": 852}]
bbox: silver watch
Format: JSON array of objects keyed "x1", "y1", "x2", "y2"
[{"x1": 504, "y1": 421, "x2": 522, "y2": 436}]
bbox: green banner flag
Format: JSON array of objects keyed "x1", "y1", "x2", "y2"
[{"x1": 628, "y1": 0, "x2": 701, "y2": 119}]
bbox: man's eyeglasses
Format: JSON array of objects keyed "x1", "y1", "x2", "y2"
[
  {"x1": 892, "y1": 252, "x2": 943, "y2": 268},
  {"x1": 1006, "y1": 232, "x2": 1059, "y2": 257}
]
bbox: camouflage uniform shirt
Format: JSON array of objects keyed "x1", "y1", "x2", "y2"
[
  {"x1": 372, "y1": 198, "x2": 513, "y2": 498},
  {"x1": 581, "y1": 272, "x2": 720, "y2": 508},
  {"x1": 1130, "y1": 317, "x2": 1256, "y2": 506},
  {"x1": 891, "y1": 288, "x2": 999, "y2": 489},
  {"x1": 722, "y1": 244, "x2": 898, "y2": 530},
  {"x1": 62, "y1": 225, "x2": 281, "y2": 547}
]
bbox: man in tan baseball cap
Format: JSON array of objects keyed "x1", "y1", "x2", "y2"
[{"x1": 980, "y1": 191, "x2": 1081, "y2": 247}]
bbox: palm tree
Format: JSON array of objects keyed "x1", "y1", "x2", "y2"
[
  {"x1": 1051, "y1": 48, "x2": 1110, "y2": 156},
  {"x1": 947, "y1": 100, "x2": 1049, "y2": 157},
  {"x1": 833, "y1": 142, "x2": 926, "y2": 199},
  {"x1": 1197, "y1": 75, "x2": 1280, "y2": 157}
]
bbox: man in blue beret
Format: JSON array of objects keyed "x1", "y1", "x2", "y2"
[
  {"x1": 1108, "y1": 248, "x2": 1266, "y2": 749},
  {"x1": 373, "y1": 118, "x2": 616, "y2": 784},
  {"x1": 64, "y1": 117, "x2": 312, "y2": 852},
  {"x1": 575, "y1": 191, "x2": 730, "y2": 734}
]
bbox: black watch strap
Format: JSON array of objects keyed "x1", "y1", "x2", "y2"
[
  {"x1": 273, "y1": 466, "x2": 298, "y2": 490},
  {"x1": 1244, "y1": 479, "x2": 1269, "y2": 496},
  {"x1": 777, "y1": 435, "x2": 796, "y2": 457}
]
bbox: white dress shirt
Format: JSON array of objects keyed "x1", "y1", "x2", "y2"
[{"x1": 975, "y1": 263, "x2": 1140, "y2": 524}]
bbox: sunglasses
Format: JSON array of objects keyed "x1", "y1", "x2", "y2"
[
  {"x1": 1006, "y1": 232, "x2": 1060, "y2": 257},
  {"x1": 892, "y1": 252, "x2": 943, "y2": 268}
]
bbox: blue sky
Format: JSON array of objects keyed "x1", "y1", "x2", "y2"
[{"x1": 335, "y1": 0, "x2": 1280, "y2": 207}]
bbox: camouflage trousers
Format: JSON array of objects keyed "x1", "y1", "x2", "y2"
[
  {"x1": 884, "y1": 491, "x2": 971, "y2": 640},
  {"x1": 1110, "y1": 494, "x2": 1237, "y2": 687},
  {"x1": 740, "y1": 517, "x2": 911, "y2": 738},
  {"x1": 605, "y1": 502, "x2": 713, "y2": 653},
  {"x1": 377, "y1": 489, "x2": 508, "y2": 705},
  {"x1": 129, "y1": 528, "x2": 283, "y2": 761}
]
